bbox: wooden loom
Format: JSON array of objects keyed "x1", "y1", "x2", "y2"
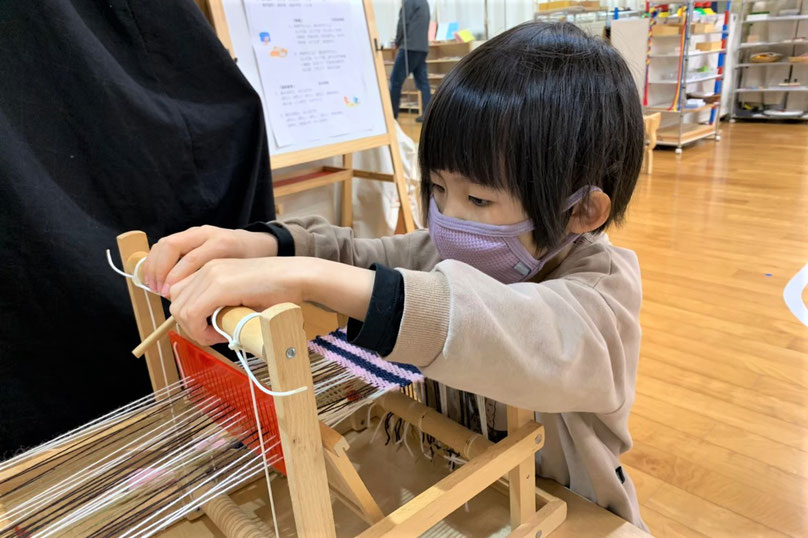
[{"x1": 0, "y1": 231, "x2": 567, "y2": 537}]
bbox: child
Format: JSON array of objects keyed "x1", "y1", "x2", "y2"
[{"x1": 142, "y1": 22, "x2": 646, "y2": 528}]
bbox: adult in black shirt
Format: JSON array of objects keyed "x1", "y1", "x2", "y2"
[{"x1": 0, "y1": 0, "x2": 274, "y2": 457}]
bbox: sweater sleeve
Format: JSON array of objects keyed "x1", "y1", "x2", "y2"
[
  {"x1": 274, "y1": 215, "x2": 441, "y2": 271},
  {"x1": 394, "y1": 6, "x2": 404, "y2": 47},
  {"x1": 385, "y1": 250, "x2": 642, "y2": 415}
]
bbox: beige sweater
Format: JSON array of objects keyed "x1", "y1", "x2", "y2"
[{"x1": 281, "y1": 217, "x2": 646, "y2": 529}]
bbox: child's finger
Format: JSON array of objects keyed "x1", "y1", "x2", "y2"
[
  {"x1": 145, "y1": 228, "x2": 208, "y2": 293},
  {"x1": 162, "y1": 240, "x2": 229, "y2": 292}
]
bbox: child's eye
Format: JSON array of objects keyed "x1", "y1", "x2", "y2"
[
  {"x1": 432, "y1": 184, "x2": 446, "y2": 193},
  {"x1": 468, "y1": 196, "x2": 490, "y2": 207}
]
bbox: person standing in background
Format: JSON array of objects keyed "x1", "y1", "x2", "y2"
[{"x1": 389, "y1": 0, "x2": 431, "y2": 122}]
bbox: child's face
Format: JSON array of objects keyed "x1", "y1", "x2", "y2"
[{"x1": 430, "y1": 170, "x2": 540, "y2": 256}]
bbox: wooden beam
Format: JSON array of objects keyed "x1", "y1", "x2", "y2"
[
  {"x1": 116, "y1": 232, "x2": 179, "y2": 395},
  {"x1": 341, "y1": 153, "x2": 354, "y2": 228},
  {"x1": 273, "y1": 168, "x2": 353, "y2": 198},
  {"x1": 353, "y1": 169, "x2": 395, "y2": 182},
  {"x1": 358, "y1": 422, "x2": 544, "y2": 537},
  {"x1": 508, "y1": 406, "x2": 537, "y2": 528},
  {"x1": 259, "y1": 304, "x2": 336, "y2": 537},
  {"x1": 270, "y1": 135, "x2": 390, "y2": 170},
  {"x1": 361, "y1": 0, "x2": 415, "y2": 233}
]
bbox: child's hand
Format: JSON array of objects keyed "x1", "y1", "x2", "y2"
[
  {"x1": 141, "y1": 226, "x2": 278, "y2": 296},
  {"x1": 168, "y1": 257, "x2": 309, "y2": 346},
  {"x1": 167, "y1": 257, "x2": 376, "y2": 347}
]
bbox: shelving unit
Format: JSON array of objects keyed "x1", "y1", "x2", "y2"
[
  {"x1": 731, "y1": 0, "x2": 808, "y2": 120},
  {"x1": 381, "y1": 41, "x2": 473, "y2": 116},
  {"x1": 534, "y1": 1, "x2": 611, "y2": 36},
  {"x1": 643, "y1": 1, "x2": 731, "y2": 154}
]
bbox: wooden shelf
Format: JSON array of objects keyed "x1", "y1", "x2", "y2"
[
  {"x1": 743, "y1": 15, "x2": 808, "y2": 23},
  {"x1": 650, "y1": 49, "x2": 726, "y2": 58},
  {"x1": 739, "y1": 38, "x2": 808, "y2": 48},
  {"x1": 645, "y1": 104, "x2": 718, "y2": 113},
  {"x1": 649, "y1": 74, "x2": 723, "y2": 84},
  {"x1": 380, "y1": 41, "x2": 473, "y2": 116},
  {"x1": 736, "y1": 86, "x2": 808, "y2": 92},
  {"x1": 732, "y1": 110, "x2": 808, "y2": 120},
  {"x1": 426, "y1": 58, "x2": 462, "y2": 64},
  {"x1": 735, "y1": 61, "x2": 808, "y2": 67},
  {"x1": 656, "y1": 123, "x2": 716, "y2": 145},
  {"x1": 654, "y1": 31, "x2": 725, "y2": 38}
]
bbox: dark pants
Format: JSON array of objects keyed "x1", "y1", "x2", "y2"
[{"x1": 389, "y1": 49, "x2": 431, "y2": 118}]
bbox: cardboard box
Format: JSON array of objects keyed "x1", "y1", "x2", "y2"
[
  {"x1": 695, "y1": 41, "x2": 722, "y2": 51},
  {"x1": 692, "y1": 23, "x2": 716, "y2": 33},
  {"x1": 537, "y1": 1, "x2": 574, "y2": 12},
  {"x1": 653, "y1": 24, "x2": 683, "y2": 36}
]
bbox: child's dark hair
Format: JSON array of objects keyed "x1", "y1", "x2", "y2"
[{"x1": 419, "y1": 22, "x2": 644, "y2": 250}]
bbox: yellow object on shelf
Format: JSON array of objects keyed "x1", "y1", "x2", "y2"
[
  {"x1": 454, "y1": 29, "x2": 474, "y2": 43},
  {"x1": 696, "y1": 41, "x2": 722, "y2": 51},
  {"x1": 750, "y1": 52, "x2": 783, "y2": 63}
]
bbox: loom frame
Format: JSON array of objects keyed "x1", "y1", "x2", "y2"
[{"x1": 117, "y1": 231, "x2": 567, "y2": 537}]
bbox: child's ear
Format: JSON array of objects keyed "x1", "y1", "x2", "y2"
[{"x1": 568, "y1": 191, "x2": 611, "y2": 234}]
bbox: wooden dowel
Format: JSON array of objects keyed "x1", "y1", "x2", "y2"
[
  {"x1": 202, "y1": 494, "x2": 273, "y2": 538},
  {"x1": 377, "y1": 391, "x2": 496, "y2": 460},
  {"x1": 131, "y1": 316, "x2": 177, "y2": 358}
]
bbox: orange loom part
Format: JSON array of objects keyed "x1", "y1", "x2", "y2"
[{"x1": 170, "y1": 332, "x2": 286, "y2": 475}]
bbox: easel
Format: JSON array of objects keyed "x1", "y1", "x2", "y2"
[
  {"x1": 117, "y1": 231, "x2": 568, "y2": 536},
  {"x1": 204, "y1": 0, "x2": 415, "y2": 232}
]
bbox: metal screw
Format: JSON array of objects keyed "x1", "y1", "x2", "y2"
[
  {"x1": 285, "y1": 347, "x2": 296, "y2": 359},
  {"x1": 536, "y1": 434, "x2": 543, "y2": 444},
  {"x1": 535, "y1": 531, "x2": 542, "y2": 538}
]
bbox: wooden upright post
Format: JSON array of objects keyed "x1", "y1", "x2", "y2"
[
  {"x1": 362, "y1": 0, "x2": 416, "y2": 233},
  {"x1": 341, "y1": 153, "x2": 354, "y2": 228},
  {"x1": 260, "y1": 304, "x2": 336, "y2": 537},
  {"x1": 507, "y1": 406, "x2": 537, "y2": 528},
  {"x1": 117, "y1": 231, "x2": 179, "y2": 395}
]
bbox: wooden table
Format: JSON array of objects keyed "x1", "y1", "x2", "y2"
[{"x1": 162, "y1": 424, "x2": 650, "y2": 537}]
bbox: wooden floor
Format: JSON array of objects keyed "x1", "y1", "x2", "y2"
[{"x1": 403, "y1": 117, "x2": 808, "y2": 537}]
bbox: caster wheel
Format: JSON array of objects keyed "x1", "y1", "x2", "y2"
[
  {"x1": 715, "y1": 135, "x2": 722, "y2": 141},
  {"x1": 729, "y1": 119, "x2": 736, "y2": 124},
  {"x1": 675, "y1": 147, "x2": 683, "y2": 155}
]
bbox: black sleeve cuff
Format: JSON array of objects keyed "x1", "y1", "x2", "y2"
[
  {"x1": 244, "y1": 221, "x2": 295, "y2": 256},
  {"x1": 347, "y1": 263, "x2": 404, "y2": 357}
]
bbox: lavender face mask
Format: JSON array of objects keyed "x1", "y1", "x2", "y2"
[{"x1": 428, "y1": 186, "x2": 601, "y2": 284}]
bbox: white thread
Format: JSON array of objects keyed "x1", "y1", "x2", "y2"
[
  {"x1": 247, "y1": 369, "x2": 282, "y2": 538},
  {"x1": 210, "y1": 307, "x2": 307, "y2": 398},
  {"x1": 105, "y1": 249, "x2": 152, "y2": 293},
  {"x1": 397, "y1": 421, "x2": 415, "y2": 459},
  {"x1": 369, "y1": 410, "x2": 387, "y2": 445},
  {"x1": 438, "y1": 383, "x2": 449, "y2": 417},
  {"x1": 475, "y1": 393, "x2": 489, "y2": 441}
]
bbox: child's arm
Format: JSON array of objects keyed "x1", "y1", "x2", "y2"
[
  {"x1": 141, "y1": 218, "x2": 439, "y2": 297},
  {"x1": 255, "y1": 215, "x2": 440, "y2": 271},
  {"x1": 381, "y1": 254, "x2": 642, "y2": 415}
]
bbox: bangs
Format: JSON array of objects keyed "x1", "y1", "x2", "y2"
[{"x1": 418, "y1": 53, "x2": 522, "y2": 194}]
